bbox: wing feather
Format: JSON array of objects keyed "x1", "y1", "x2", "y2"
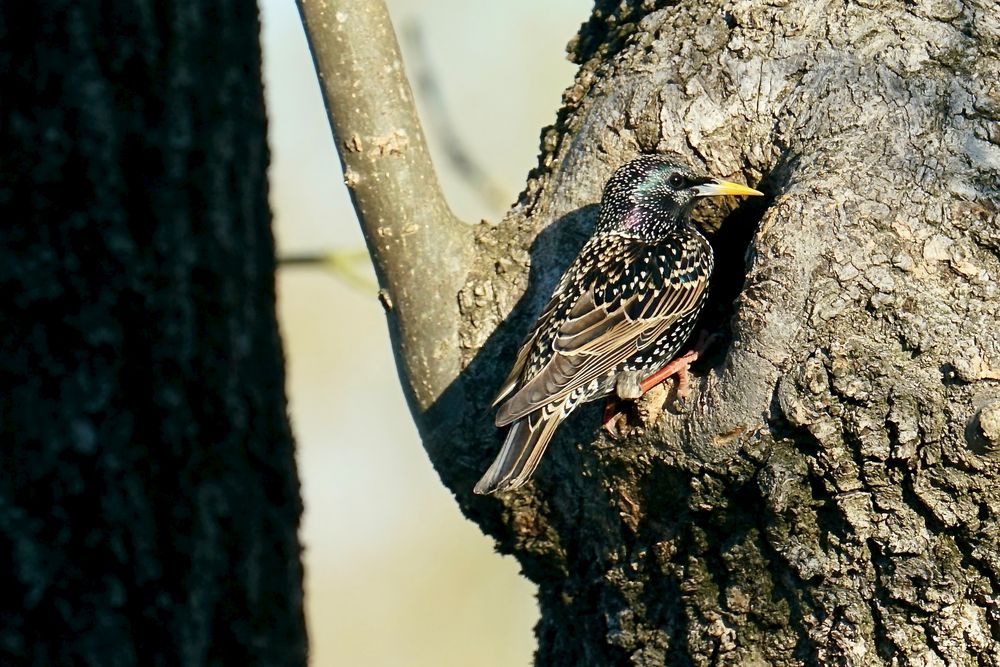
[
  {"x1": 492, "y1": 293, "x2": 562, "y2": 407},
  {"x1": 496, "y1": 233, "x2": 710, "y2": 426}
]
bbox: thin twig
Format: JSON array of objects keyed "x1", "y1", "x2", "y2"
[
  {"x1": 400, "y1": 21, "x2": 510, "y2": 213},
  {"x1": 279, "y1": 250, "x2": 378, "y2": 293}
]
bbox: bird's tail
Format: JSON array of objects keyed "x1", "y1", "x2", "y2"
[{"x1": 473, "y1": 407, "x2": 563, "y2": 495}]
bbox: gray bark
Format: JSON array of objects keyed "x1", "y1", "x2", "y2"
[
  {"x1": 301, "y1": 0, "x2": 998, "y2": 663},
  {"x1": 440, "y1": 1, "x2": 1000, "y2": 664},
  {"x1": 0, "y1": 4, "x2": 306, "y2": 665}
]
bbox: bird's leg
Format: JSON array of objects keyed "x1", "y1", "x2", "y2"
[
  {"x1": 603, "y1": 372, "x2": 644, "y2": 439},
  {"x1": 615, "y1": 370, "x2": 645, "y2": 400},
  {"x1": 634, "y1": 350, "x2": 698, "y2": 428},
  {"x1": 602, "y1": 397, "x2": 626, "y2": 439},
  {"x1": 636, "y1": 332, "x2": 719, "y2": 426},
  {"x1": 639, "y1": 348, "x2": 700, "y2": 398},
  {"x1": 639, "y1": 331, "x2": 718, "y2": 397},
  {"x1": 604, "y1": 333, "x2": 718, "y2": 438}
]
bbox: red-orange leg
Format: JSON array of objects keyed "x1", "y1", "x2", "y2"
[
  {"x1": 638, "y1": 348, "x2": 700, "y2": 395},
  {"x1": 602, "y1": 397, "x2": 625, "y2": 438}
]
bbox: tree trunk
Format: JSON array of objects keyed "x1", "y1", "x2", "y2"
[
  {"x1": 427, "y1": 1, "x2": 1000, "y2": 664},
  {"x1": 0, "y1": 4, "x2": 306, "y2": 665}
]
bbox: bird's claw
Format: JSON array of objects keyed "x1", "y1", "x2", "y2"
[
  {"x1": 603, "y1": 352, "x2": 699, "y2": 438},
  {"x1": 602, "y1": 397, "x2": 630, "y2": 439},
  {"x1": 636, "y1": 382, "x2": 671, "y2": 426}
]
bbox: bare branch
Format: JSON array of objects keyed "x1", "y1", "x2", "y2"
[{"x1": 296, "y1": 0, "x2": 474, "y2": 413}]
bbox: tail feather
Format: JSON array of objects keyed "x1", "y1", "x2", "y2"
[{"x1": 474, "y1": 408, "x2": 563, "y2": 495}]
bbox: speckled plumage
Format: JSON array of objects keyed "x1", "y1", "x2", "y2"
[{"x1": 475, "y1": 155, "x2": 762, "y2": 495}]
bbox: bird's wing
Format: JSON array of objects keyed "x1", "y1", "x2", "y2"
[
  {"x1": 495, "y1": 234, "x2": 709, "y2": 427},
  {"x1": 492, "y1": 256, "x2": 590, "y2": 407},
  {"x1": 492, "y1": 292, "x2": 562, "y2": 408},
  {"x1": 474, "y1": 399, "x2": 567, "y2": 494}
]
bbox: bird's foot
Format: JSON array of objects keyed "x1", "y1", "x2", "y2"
[
  {"x1": 639, "y1": 347, "x2": 702, "y2": 424},
  {"x1": 603, "y1": 379, "x2": 678, "y2": 439},
  {"x1": 603, "y1": 347, "x2": 704, "y2": 439},
  {"x1": 638, "y1": 347, "x2": 701, "y2": 396},
  {"x1": 636, "y1": 381, "x2": 672, "y2": 427},
  {"x1": 602, "y1": 396, "x2": 634, "y2": 440},
  {"x1": 603, "y1": 333, "x2": 718, "y2": 438}
]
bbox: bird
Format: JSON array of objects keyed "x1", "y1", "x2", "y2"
[{"x1": 474, "y1": 154, "x2": 763, "y2": 495}]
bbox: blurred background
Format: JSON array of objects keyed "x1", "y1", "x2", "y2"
[{"x1": 259, "y1": 2, "x2": 588, "y2": 665}]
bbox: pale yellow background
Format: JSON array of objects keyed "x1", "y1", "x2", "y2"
[{"x1": 260, "y1": 2, "x2": 587, "y2": 665}]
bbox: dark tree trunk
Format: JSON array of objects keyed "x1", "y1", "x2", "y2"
[
  {"x1": 418, "y1": 1, "x2": 1000, "y2": 664},
  {"x1": 0, "y1": 4, "x2": 306, "y2": 666}
]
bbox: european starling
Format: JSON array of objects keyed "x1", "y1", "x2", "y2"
[{"x1": 474, "y1": 155, "x2": 763, "y2": 495}]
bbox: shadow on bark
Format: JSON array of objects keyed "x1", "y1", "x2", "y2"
[{"x1": 420, "y1": 155, "x2": 788, "y2": 662}]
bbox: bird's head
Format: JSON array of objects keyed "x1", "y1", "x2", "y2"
[{"x1": 596, "y1": 154, "x2": 763, "y2": 238}]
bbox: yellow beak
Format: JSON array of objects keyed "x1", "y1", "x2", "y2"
[{"x1": 693, "y1": 179, "x2": 764, "y2": 198}]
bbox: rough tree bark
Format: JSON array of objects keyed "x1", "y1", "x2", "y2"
[
  {"x1": 304, "y1": 0, "x2": 1000, "y2": 664},
  {"x1": 0, "y1": 4, "x2": 306, "y2": 665}
]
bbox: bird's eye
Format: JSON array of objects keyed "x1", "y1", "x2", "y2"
[{"x1": 668, "y1": 173, "x2": 684, "y2": 188}]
